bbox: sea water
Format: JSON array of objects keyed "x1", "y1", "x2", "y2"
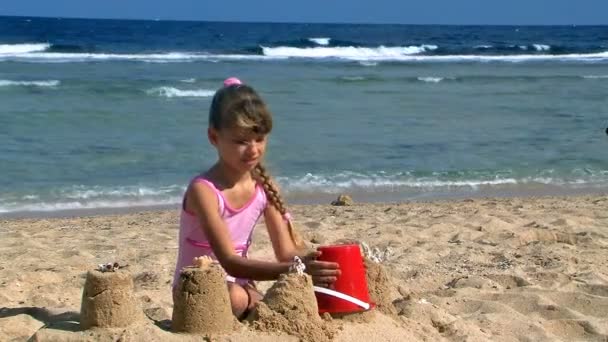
[{"x1": 1, "y1": 16, "x2": 607, "y2": 214}]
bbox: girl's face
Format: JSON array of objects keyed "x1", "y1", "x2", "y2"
[{"x1": 209, "y1": 126, "x2": 268, "y2": 172}]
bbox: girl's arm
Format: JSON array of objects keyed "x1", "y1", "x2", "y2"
[
  {"x1": 187, "y1": 182, "x2": 292, "y2": 280},
  {"x1": 264, "y1": 204, "x2": 341, "y2": 286},
  {"x1": 263, "y1": 203, "x2": 300, "y2": 262}
]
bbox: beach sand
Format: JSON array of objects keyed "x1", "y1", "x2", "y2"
[{"x1": 1, "y1": 194, "x2": 608, "y2": 341}]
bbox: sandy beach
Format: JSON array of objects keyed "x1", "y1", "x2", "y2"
[{"x1": 1, "y1": 194, "x2": 608, "y2": 341}]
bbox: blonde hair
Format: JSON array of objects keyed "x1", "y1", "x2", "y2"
[{"x1": 209, "y1": 83, "x2": 305, "y2": 250}]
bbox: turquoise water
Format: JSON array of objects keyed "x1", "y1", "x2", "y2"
[{"x1": 1, "y1": 17, "x2": 607, "y2": 214}]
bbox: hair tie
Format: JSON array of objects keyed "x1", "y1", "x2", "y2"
[
  {"x1": 283, "y1": 212, "x2": 292, "y2": 223},
  {"x1": 223, "y1": 77, "x2": 242, "y2": 87}
]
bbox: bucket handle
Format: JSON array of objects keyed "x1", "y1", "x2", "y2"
[{"x1": 313, "y1": 286, "x2": 371, "y2": 310}]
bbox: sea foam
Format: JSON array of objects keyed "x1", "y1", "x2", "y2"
[
  {"x1": 147, "y1": 86, "x2": 215, "y2": 98},
  {"x1": 308, "y1": 37, "x2": 331, "y2": 46},
  {"x1": 0, "y1": 43, "x2": 50, "y2": 54},
  {"x1": 417, "y1": 77, "x2": 445, "y2": 83},
  {"x1": 0, "y1": 79, "x2": 60, "y2": 87},
  {"x1": 582, "y1": 75, "x2": 608, "y2": 79},
  {"x1": 533, "y1": 44, "x2": 551, "y2": 51},
  {"x1": 2, "y1": 48, "x2": 608, "y2": 64},
  {"x1": 261, "y1": 45, "x2": 438, "y2": 58}
]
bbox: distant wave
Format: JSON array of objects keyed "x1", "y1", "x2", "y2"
[
  {"x1": 0, "y1": 79, "x2": 60, "y2": 87},
  {"x1": 278, "y1": 169, "x2": 608, "y2": 195},
  {"x1": 582, "y1": 75, "x2": 608, "y2": 79},
  {"x1": 359, "y1": 61, "x2": 378, "y2": 67},
  {"x1": 280, "y1": 172, "x2": 520, "y2": 193},
  {"x1": 0, "y1": 184, "x2": 184, "y2": 214},
  {"x1": 532, "y1": 44, "x2": 551, "y2": 51},
  {"x1": 340, "y1": 76, "x2": 368, "y2": 82},
  {"x1": 0, "y1": 43, "x2": 50, "y2": 54},
  {"x1": 339, "y1": 74, "x2": 605, "y2": 84},
  {"x1": 261, "y1": 45, "x2": 439, "y2": 58},
  {"x1": 417, "y1": 77, "x2": 445, "y2": 83},
  {"x1": 473, "y1": 44, "x2": 551, "y2": 52},
  {"x1": 147, "y1": 86, "x2": 215, "y2": 98},
  {"x1": 1, "y1": 41, "x2": 608, "y2": 64},
  {"x1": 308, "y1": 37, "x2": 331, "y2": 46},
  {"x1": 179, "y1": 78, "x2": 196, "y2": 83}
]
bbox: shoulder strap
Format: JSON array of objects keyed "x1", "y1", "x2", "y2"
[
  {"x1": 189, "y1": 177, "x2": 225, "y2": 216},
  {"x1": 256, "y1": 183, "x2": 268, "y2": 209}
]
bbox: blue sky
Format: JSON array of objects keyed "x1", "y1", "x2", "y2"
[{"x1": 0, "y1": 0, "x2": 606, "y2": 25}]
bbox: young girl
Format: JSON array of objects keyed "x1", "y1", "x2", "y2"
[{"x1": 173, "y1": 77, "x2": 340, "y2": 319}]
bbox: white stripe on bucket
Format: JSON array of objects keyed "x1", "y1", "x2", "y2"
[{"x1": 313, "y1": 286, "x2": 371, "y2": 310}]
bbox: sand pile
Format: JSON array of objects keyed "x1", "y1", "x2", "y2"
[
  {"x1": 80, "y1": 269, "x2": 143, "y2": 329},
  {"x1": 171, "y1": 262, "x2": 236, "y2": 334},
  {"x1": 248, "y1": 273, "x2": 337, "y2": 342},
  {"x1": 364, "y1": 258, "x2": 398, "y2": 316}
]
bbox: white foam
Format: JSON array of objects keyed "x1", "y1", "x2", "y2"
[
  {"x1": 276, "y1": 171, "x2": 608, "y2": 195},
  {"x1": 261, "y1": 45, "x2": 438, "y2": 58},
  {"x1": 582, "y1": 75, "x2": 608, "y2": 79},
  {"x1": 341, "y1": 76, "x2": 366, "y2": 81},
  {"x1": 359, "y1": 61, "x2": 378, "y2": 66},
  {"x1": 0, "y1": 43, "x2": 50, "y2": 54},
  {"x1": 0, "y1": 197, "x2": 181, "y2": 213},
  {"x1": 417, "y1": 77, "x2": 444, "y2": 83},
  {"x1": 278, "y1": 173, "x2": 520, "y2": 193},
  {"x1": 1, "y1": 172, "x2": 606, "y2": 214},
  {"x1": 474, "y1": 45, "x2": 493, "y2": 49},
  {"x1": 2, "y1": 48, "x2": 608, "y2": 63},
  {"x1": 180, "y1": 78, "x2": 196, "y2": 83},
  {"x1": 533, "y1": 44, "x2": 551, "y2": 51},
  {"x1": 0, "y1": 80, "x2": 60, "y2": 87},
  {"x1": 346, "y1": 51, "x2": 608, "y2": 63},
  {"x1": 147, "y1": 86, "x2": 215, "y2": 98},
  {"x1": 308, "y1": 37, "x2": 331, "y2": 46},
  {"x1": 0, "y1": 184, "x2": 185, "y2": 213},
  {"x1": 0, "y1": 51, "x2": 282, "y2": 62}
]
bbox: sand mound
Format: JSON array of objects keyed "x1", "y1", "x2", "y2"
[
  {"x1": 248, "y1": 273, "x2": 336, "y2": 342},
  {"x1": 171, "y1": 264, "x2": 236, "y2": 334},
  {"x1": 364, "y1": 257, "x2": 397, "y2": 316},
  {"x1": 80, "y1": 269, "x2": 143, "y2": 329}
]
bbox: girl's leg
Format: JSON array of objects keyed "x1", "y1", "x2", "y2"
[
  {"x1": 244, "y1": 282, "x2": 263, "y2": 311},
  {"x1": 227, "y1": 282, "x2": 263, "y2": 320}
]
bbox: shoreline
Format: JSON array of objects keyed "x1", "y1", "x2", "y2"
[{"x1": 1, "y1": 186, "x2": 606, "y2": 220}]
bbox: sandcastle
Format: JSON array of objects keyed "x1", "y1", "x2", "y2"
[
  {"x1": 171, "y1": 256, "x2": 235, "y2": 334},
  {"x1": 248, "y1": 272, "x2": 337, "y2": 342},
  {"x1": 364, "y1": 257, "x2": 398, "y2": 316},
  {"x1": 80, "y1": 268, "x2": 143, "y2": 329}
]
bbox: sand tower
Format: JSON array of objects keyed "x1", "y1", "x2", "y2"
[
  {"x1": 80, "y1": 269, "x2": 143, "y2": 329},
  {"x1": 249, "y1": 272, "x2": 336, "y2": 342},
  {"x1": 171, "y1": 258, "x2": 235, "y2": 334}
]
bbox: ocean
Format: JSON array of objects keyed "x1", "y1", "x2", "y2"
[{"x1": 1, "y1": 16, "x2": 607, "y2": 215}]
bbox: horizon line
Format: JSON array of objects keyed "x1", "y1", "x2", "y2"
[{"x1": 1, "y1": 14, "x2": 606, "y2": 27}]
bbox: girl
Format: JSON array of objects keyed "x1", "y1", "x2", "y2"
[{"x1": 173, "y1": 77, "x2": 340, "y2": 319}]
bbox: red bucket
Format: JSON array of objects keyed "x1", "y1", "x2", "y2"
[{"x1": 315, "y1": 244, "x2": 373, "y2": 314}]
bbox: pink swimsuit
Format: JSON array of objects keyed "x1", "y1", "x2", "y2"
[{"x1": 172, "y1": 176, "x2": 267, "y2": 287}]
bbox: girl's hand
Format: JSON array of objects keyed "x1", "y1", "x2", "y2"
[{"x1": 302, "y1": 251, "x2": 340, "y2": 288}]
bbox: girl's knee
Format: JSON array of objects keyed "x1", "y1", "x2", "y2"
[{"x1": 228, "y1": 284, "x2": 250, "y2": 318}]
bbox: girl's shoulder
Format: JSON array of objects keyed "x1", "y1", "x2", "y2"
[
  {"x1": 190, "y1": 174, "x2": 218, "y2": 190},
  {"x1": 184, "y1": 174, "x2": 223, "y2": 213}
]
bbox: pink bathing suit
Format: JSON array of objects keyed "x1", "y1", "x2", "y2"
[{"x1": 172, "y1": 176, "x2": 267, "y2": 287}]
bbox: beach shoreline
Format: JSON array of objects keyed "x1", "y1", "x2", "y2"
[
  {"x1": 1, "y1": 193, "x2": 607, "y2": 341},
  {"x1": 2, "y1": 186, "x2": 606, "y2": 220}
]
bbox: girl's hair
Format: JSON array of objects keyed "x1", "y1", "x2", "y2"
[{"x1": 209, "y1": 80, "x2": 305, "y2": 249}]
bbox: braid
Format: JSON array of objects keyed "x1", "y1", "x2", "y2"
[{"x1": 253, "y1": 163, "x2": 305, "y2": 249}]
